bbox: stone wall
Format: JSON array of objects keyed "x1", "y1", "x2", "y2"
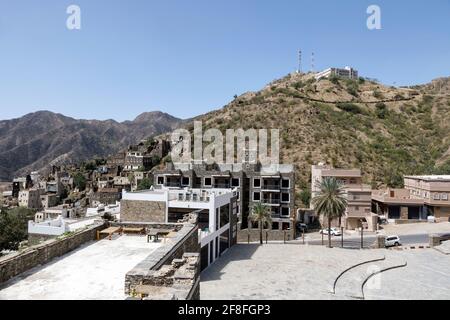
[
  {"x1": 120, "y1": 199, "x2": 166, "y2": 223},
  {"x1": 0, "y1": 223, "x2": 106, "y2": 285},
  {"x1": 237, "y1": 228, "x2": 295, "y2": 243},
  {"x1": 124, "y1": 213, "x2": 200, "y2": 299}
]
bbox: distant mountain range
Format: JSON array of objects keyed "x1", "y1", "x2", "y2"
[{"x1": 0, "y1": 111, "x2": 183, "y2": 181}]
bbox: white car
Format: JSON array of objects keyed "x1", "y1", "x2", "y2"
[
  {"x1": 320, "y1": 228, "x2": 341, "y2": 236},
  {"x1": 385, "y1": 235, "x2": 401, "y2": 247}
]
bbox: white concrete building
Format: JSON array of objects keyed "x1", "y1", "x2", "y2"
[
  {"x1": 121, "y1": 187, "x2": 238, "y2": 270},
  {"x1": 315, "y1": 66, "x2": 359, "y2": 80}
]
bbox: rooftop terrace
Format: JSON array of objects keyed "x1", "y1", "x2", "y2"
[{"x1": 0, "y1": 235, "x2": 161, "y2": 300}]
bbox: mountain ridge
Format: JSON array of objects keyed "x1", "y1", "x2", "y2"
[{"x1": 0, "y1": 110, "x2": 184, "y2": 181}]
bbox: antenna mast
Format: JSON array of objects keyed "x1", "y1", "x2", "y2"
[{"x1": 297, "y1": 50, "x2": 302, "y2": 74}]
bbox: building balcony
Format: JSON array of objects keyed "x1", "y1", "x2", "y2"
[
  {"x1": 262, "y1": 184, "x2": 281, "y2": 190},
  {"x1": 165, "y1": 182, "x2": 181, "y2": 187},
  {"x1": 261, "y1": 198, "x2": 281, "y2": 205},
  {"x1": 214, "y1": 183, "x2": 230, "y2": 188}
]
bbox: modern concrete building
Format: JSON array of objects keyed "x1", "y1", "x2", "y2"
[
  {"x1": 372, "y1": 175, "x2": 450, "y2": 222},
  {"x1": 311, "y1": 164, "x2": 376, "y2": 231},
  {"x1": 121, "y1": 186, "x2": 238, "y2": 270},
  {"x1": 315, "y1": 66, "x2": 359, "y2": 80},
  {"x1": 152, "y1": 161, "x2": 295, "y2": 236}
]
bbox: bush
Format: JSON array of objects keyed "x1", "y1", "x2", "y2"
[
  {"x1": 73, "y1": 173, "x2": 87, "y2": 191},
  {"x1": 375, "y1": 102, "x2": 388, "y2": 119},
  {"x1": 336, "y1": 103, "x2": 363, "y2": 114}
]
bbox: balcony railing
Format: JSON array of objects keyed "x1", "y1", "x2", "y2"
[
  {"x1": 262, "y1": 184, "x2": 280, "y2": 190},
  {"x1": 165, "y1": 182, "x2": 181, "y2": 187},
  {"x1": 262, "y1": 198, "x2": 281, "y2": 204},
  {"x1": 214, "y1": 183, "x2": 230, "y2": 188}
]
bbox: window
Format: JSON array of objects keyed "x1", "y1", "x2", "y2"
[
  {"x1": 442, "y1": 193, "x2": 449, "y2": 201},
  {"x1": 157, "y1": 176, "x2": 164, "y2": 185},
  {"x1": 281, "y1": 193, "x2": 290, "y2": 202},
  {"x1": 281, "y1": 207, "x2": 290, "y2": 216},
  {"x1": 433, "y1": 193, "x2": 440, "y2": 200},
  {"x1": 182, "y1": 177, "x2": 190, "y2": 186},
  {"x1": 282, "y1": 222, "x2": 290, "y2": 230},
  {"x1": 236, "y1": 205, "x2": 240, "y2": 214},
  {"x1": 204, "y1": 177, "x2": 212, "y2": 186},
  {"x1": 231, "y1": 178, "x2": 240, "y2": 187},
  {"x1": 281, "y1": 179, "x2": 290, "y2": 189},
  {"x1": 272, "y1": 222, "x2": 279, "y2": 230},
  {"x1": 253, "y1": 178, "x2": 261, "y2": 188},
  {"x1": 215, "y1": 208, "x2": 219, "y2": 231},
  {"x1": 220, "y1": 204, "x2": 230, "y2": 228},
  {"x1": 253, "y1": 192, "x2": 261, "y2": 201}
]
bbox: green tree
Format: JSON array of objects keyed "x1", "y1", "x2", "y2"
[
  {"x1": 249, "y1": 203, "x2": 272, "y2": 245},
  {"x1": 0, "y1": 207, "x2": 35, "y2": 251},
  {"x1": 311, "y1": 177, "x2": 347, "y2": 248},
  {"x1": 137, "y1": 178, "x2": 153, "y2": 191},
  {"x1": 73, "y1": 173, "x2": 87, "y2": 191},
  {"x1": 299, "y1": 189, "x2": 311, "y2": 207}
]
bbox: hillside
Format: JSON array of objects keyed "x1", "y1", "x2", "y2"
[
  {"x1": 0, "y1": 111, "x2": 183, "y2": 181},
  {"x1": 192, "y1": 73, "x2": 450, "y2": 191}
]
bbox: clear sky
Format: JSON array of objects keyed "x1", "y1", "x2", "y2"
[{"x1": 0, "y1": 0, "x2": 449, "y2": 121}]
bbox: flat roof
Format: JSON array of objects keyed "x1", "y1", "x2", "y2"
[
  {"x1": 405, "y1": 175, "x2": 450, "y2": 182},
  {"x1": 0, "y1": 235, "x2": 160, "y2": 300}
]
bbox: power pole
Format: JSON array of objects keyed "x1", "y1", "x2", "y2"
[
  {"x1": 297, "y1": 50, "x2": 302, "y2": 74},
  {"x1": 311, "y1": 52, "x2": 315, "y2": 72}
]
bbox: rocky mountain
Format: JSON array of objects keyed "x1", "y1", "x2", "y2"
[
  {"x1": 0, "y1": 111, "x2": 183, "y2": 181},
  {"x1": 191, "y1": 73, "x2": 450, "y2": 191}
]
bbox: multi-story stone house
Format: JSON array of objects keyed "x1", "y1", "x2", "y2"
[
  {"x1": 311, "y1": 163, "x2": 376, "y2": 231},
  {"x1": 90, "y1": 187, "x2": 121, "y2": 206},
  {"x1": 18, "y1": 189, "x2": 45, "y2": 209},
  {"x1": 152, "y1": 161, "x2": 295, "y2": 237}
]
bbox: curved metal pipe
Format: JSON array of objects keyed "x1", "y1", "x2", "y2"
[
  {"x1": 361, "y1": 261, "x2": 408, "y2": 300},
  {"x1": 332, "y1": 256, "x2": 385, "y2": 294}
]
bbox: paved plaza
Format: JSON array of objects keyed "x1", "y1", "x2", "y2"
[
  {"x1": 0, "y1": 235, "x2": 160, "y2": 300},
  {"x1": 200, "y1": 243, "x2": 450, "y2": 300}
]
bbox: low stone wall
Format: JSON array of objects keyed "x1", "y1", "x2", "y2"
[
  {"x1": 237, "y1": 228, "x2": 295, "y2": 243},
  {"x1": 0, "y1": 223, "x2": 106, "y2": 285},
  {"x1": 124, "y1": 214, "x2": 200, "y2": 299},
  {"x1": 394, "y1": 219, "x2": 427, "y2": 225}
]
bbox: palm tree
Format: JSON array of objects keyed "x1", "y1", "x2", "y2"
[
  {"x1": 311, "y1": 177, "x2": 347, "y2": 248},
  {"x1": 249, "y1": 203, "x2": 272, "y2": 244}
]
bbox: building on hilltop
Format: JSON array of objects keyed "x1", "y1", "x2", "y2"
[{"x1": 315, "y1": 66, "x2": 359, "y2": 80}]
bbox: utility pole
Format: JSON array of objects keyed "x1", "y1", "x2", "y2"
[
  {"x1": 311, "y1": 52, "x2": 315, "y2": 73},
  {"x1": 360, "y1": 220, "x2": 364, "y2": 249},
  {"x1": 297, "y1": 50, "x2": 302, "y2": 74},
  {"x1": 341, "y1": 227, "x2": 344, "y2": 248}
]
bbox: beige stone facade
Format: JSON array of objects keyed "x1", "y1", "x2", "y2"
[{"x1": 120, "y1": 199, "x2": 166, "y2": 223}]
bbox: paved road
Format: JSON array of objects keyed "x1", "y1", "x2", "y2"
[{"x1": 304, "y1": 233, "x2": 431, "y2": 249}]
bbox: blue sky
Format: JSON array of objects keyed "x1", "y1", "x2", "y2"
[{"x1": 0, "y1": 0, "x2": 449, "y2": 121}]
